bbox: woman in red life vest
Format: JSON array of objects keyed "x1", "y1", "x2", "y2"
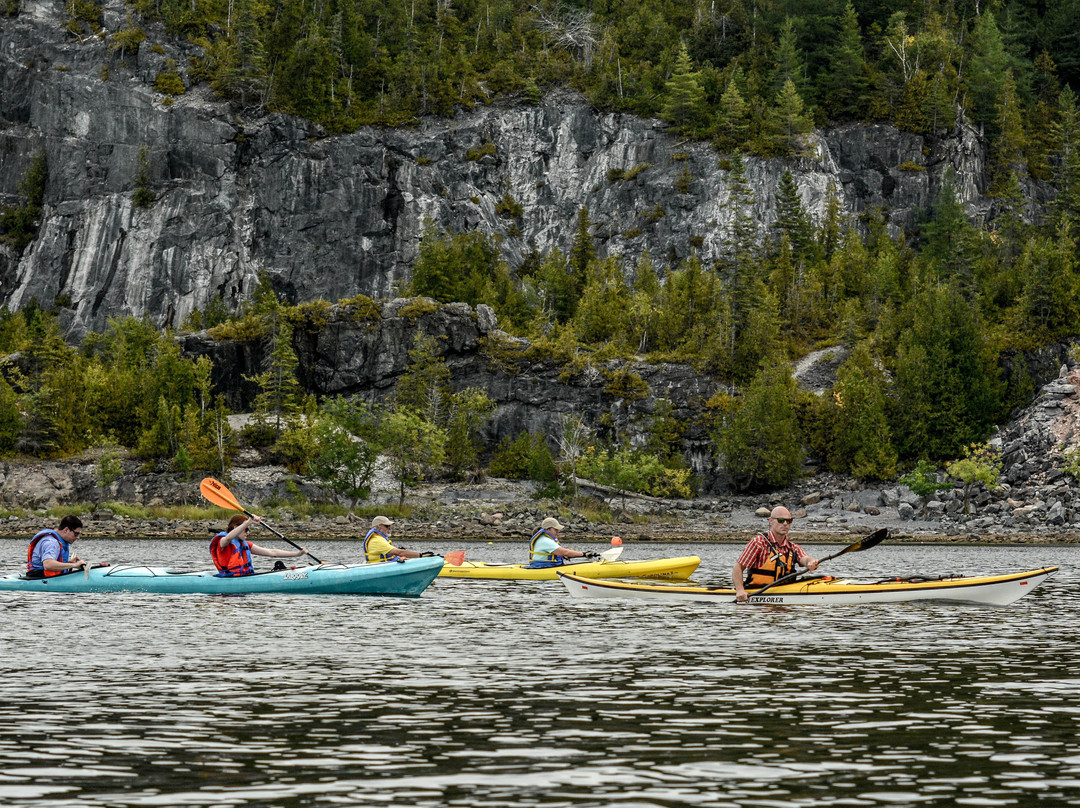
[
  {"x1": 210, "y1": 514, "x2": 308, "y2": 577},
  {"x1": 27, "y1": 514, "x2": 88, "y2": 578},
  {"x1": 732, "y1": 506, "x2": 819, "y2": 602}
]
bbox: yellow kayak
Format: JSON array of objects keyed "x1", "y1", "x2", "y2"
[{"x1": 438, "y1": 555, "x2": 701, "y2": 581}]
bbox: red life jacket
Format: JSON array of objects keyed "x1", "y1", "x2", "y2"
[
  {"x1": 210, "y1": 533, "x2": 254, "y2": 577},
  {"x1": 27, "y1": 529, "x2": 70, "y2": 577},
  {"x1": 743, "y1": 534, "x2": 799, "y2": 586}
]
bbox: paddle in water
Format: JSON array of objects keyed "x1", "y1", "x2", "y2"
[
  {"x1": 738, "y1": 527, "x2": 889, "y2": 602},
  {"x1": 200, "y1": 477, "x2": 324, "y2": 564}
]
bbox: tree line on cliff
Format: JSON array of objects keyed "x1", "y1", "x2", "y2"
[{"x1": 53, "y1": 0, "x2": 1080, "y2": 174}]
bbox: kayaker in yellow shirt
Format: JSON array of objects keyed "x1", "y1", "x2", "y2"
[{"x1": 363, "y1": 516, "x2": 421, "y2": 563}]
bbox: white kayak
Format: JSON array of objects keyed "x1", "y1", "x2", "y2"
[{"x1": 557, "y1": 567, "x2": 1059, "y2": 606}]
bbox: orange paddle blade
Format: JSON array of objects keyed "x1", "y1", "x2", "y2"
[
  {"x1": 200, "y1": 478, "x2": 244, "y2": 512},
  {"x1": 443, "y1": 550, "x2": 466, "y2": 566}
]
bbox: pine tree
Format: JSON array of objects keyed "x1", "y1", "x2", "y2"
[
  {"x1": 773, "y1": 169, "x2": 814, "y2": 260},
  {"x1": 967, "y1": 11, "x2": 1009, "y2": 131},
  {"x1": 989, "y1": 70, "x2": 1028, "y2": 194},
  {"x1": 765, "y1": 78, "x2": 812, "y2": 155},
  {"x1": 248, "y1": 319, "x2": 303, "y2": 442},
  {"x1": 715, "y1": 73, "x2": 750, "y2": 151},
  {"x1": 1016, "y1": 224, "x2": 1080, "y2": 342},
  {"x1": 716, "y1": 357, "x2": 803, "y2": 491},
  {"x1": 1052, "y1": 86, "x2": 1080, "y2": 230},
  {"x1": 661, "y1": 42, "x2": 707, "y2": 135},
  {"x1": 829, "y1": 343, "x2": 897, "y2": 479},
  {"x1": 890, "y1": 284, "x2": 1004, "y2": 460},
  {"x1": 822, "y1": 1, "x2": 868, "y2": 121},
  {"x1": 565, "y1": 206, "x2": 595, "y2": 314},
  {"x1": 394, "y1": 332, "x2": 451, "y2": 425}
]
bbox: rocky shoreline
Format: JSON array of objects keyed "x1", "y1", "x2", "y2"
[{"x1": 1, "y1": 464, "x2": 1078, "y2": 546}]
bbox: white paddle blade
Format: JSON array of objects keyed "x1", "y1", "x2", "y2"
[{"x1": 598, "y1": 546, "x2": 624, "y2": 562}]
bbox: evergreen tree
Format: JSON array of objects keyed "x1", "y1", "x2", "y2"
[
  {"x1": 773, "y1": 169, "x2": 814, "y2": 260},
  {"x1": 772, "y1": 18, "x2": 809, "y2": 101},
  {"x1": 822, "y1": 1, "x2": 868, "y2": 121},
  {"x1": 989, "y1": 70, "x2": 1028, "y2": 194},
  {"x1": 661, "y1": 42, "x2": 708, "y2": 134},
  {"x1": 575, "y1": 256, "x2": 630, "y2": 344},
  {"x1": 395, "y1": 332, "x2": 451, "y2": 425},
  {"x1": 0, "y1": 373, "x2": 21, "y2": 453},
  {"x1": 817, "y1": 181, "x2": 845, "y2": 262},
  {"x1": 247, "y1": 319, "x2": 303, "y2": 443},
  {"x1": 624, "y1": 251, "x2": 662, "y2": 353},
  {"x1": 921, "y1": 169, "x2": 978, "y2": 293},
  {"x1": 560, "y1": 207, "x2": 595, "y2": 320},
  {"x1": 1016, "y1": 224, "x2": 1080, "y2": 343},
  {"x1": 765, "y1": 78, "x2": 812, "y2": 155},
  {"x1": 889, "y1": 284, "x2": 1003, "y2": 460},
  {"x1": 716, "y1": 357, "x2": 803, "y2": 491},
  {"x1": 966, "y1": 11, "x2": 1009, "y2": 131},
  {"x1": 1052, "y1": 86, "x2": 1080, "y2": 230},
  {"x1": 829, "y1": 343, "x2": 897, "y2": 479},
  {"x1": 715, "y1": 72, "x2": 750, "y2": 151},
  {"x1": 0, "y1": 150, "x2": 48, "y2": 253}
]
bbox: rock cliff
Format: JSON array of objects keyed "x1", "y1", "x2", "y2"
[{"x1": 0, "y1": 0, "x2": 1036, "y2": 340}]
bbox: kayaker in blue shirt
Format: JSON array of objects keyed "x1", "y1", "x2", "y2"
[
  {"x1": 27, "y1": 514, "x2": 88, "y2": 578},
  {"x1": 527, "y1": 517, "x2": 597, "y2": 568}
]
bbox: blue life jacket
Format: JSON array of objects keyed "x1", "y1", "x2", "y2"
[
  {"x1": 364, "y1": 528, "x2": 400, "y2": 562},
  {"x1": 526, "y1": 528, "x2": 565, "y2": 568}
]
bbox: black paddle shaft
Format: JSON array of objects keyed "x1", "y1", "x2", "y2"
[{"x1": 244, "y1": 508, "x2": 323, "y2": 564}]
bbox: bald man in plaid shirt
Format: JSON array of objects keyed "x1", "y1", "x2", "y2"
[{"x1": 733, "y1": 506, "x2": 819, "y2": 602}]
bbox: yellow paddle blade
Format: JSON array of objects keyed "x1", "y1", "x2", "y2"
[{"x1": 200, "y1": 478, "x2": 244, "y2": 512}]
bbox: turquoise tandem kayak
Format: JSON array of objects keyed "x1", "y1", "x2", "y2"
[{"x1": 0, "y1": 556, "x2": 445, "y2": 596}]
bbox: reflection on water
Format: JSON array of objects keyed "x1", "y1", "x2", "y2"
[{"x1": 0, "y1": 540, "x2": 1076, "y2": 807}]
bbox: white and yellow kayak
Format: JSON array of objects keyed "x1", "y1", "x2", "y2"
[
  {"x1": 557, "y1": 567, "x2": 1059, "y2": 606},
  {"x1": 439, "y1": 555, "x2": 701, "y2": 581}
]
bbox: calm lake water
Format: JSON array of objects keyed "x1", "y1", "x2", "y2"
[{"x1": 0, "y1": 538, "x2": 1076, "y2": 808}]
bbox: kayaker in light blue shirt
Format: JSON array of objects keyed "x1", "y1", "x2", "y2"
[
  {"x1": 27, "y1": 514, "x2": 88, "y2": 578},
  {"x1": 527, "y1": 517, "x2": 597, "y2": 568}
]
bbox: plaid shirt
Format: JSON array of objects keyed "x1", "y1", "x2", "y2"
[{"x1": 736, "y1": 532, "x2": 806, "y2": 572}]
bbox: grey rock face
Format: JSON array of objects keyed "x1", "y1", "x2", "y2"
[{"x1": 0, "y1": 1, "x2": 1029, "y2": 340}]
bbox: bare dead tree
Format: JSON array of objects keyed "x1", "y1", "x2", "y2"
[{"x1": 532, "y1": 5, "x2": 599, "y2": 69}]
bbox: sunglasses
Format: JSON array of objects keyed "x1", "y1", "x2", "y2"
[{"x1": 773, "y1": 518, "x2": 793, "y2": 524}]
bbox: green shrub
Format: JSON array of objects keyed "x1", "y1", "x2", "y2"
[
  {"x1": 489, "y1": 432, "x2": 557, "y2": 482},
  {"x1": 466, "y1": 142, "x2": 496, "y2": 161},
  {"x1": 604, "y1": 368, "x2": 650, "y2": 400}
]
